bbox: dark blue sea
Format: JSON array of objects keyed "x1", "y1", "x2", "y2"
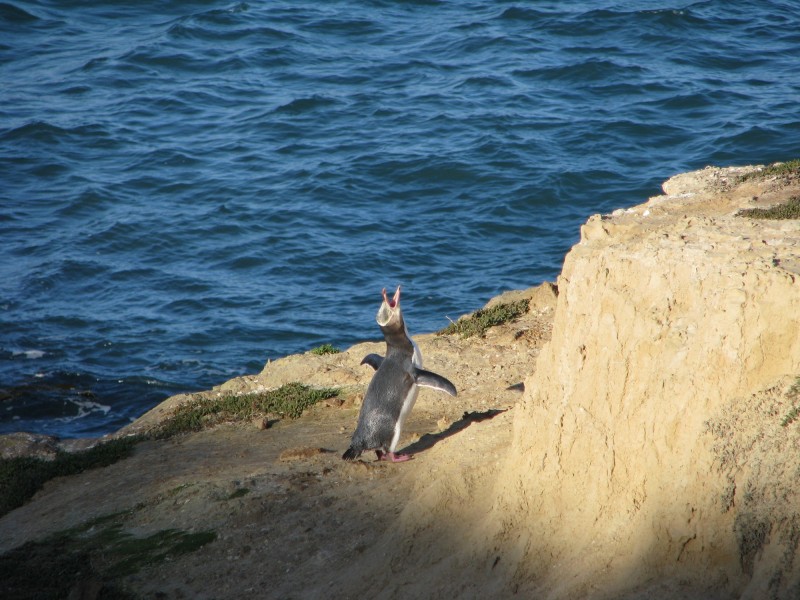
[{"x1": 2, "y1": 0, "x2": 799, "y2": 439}]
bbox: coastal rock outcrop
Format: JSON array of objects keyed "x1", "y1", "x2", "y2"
[
  {"x1": 3, "y1": 164, "x2": 799, "y2": 600},
  {"x1": 381, "y1": 164, "x2": 800, "y2": 599}
]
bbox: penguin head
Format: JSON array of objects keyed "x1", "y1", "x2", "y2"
[{"x1": 376, "y1": 286, "x2": 404, "y2": 330}]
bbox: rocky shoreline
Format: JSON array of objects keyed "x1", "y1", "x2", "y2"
[
  {"x1": 3, "y1": 162, "x2": 800, "y2": 599},
  {"x1": 1, "y1": 276, "x2": 557, "y2": 598}
]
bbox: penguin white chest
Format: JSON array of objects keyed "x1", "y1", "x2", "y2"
[{"x1": 389, "y1": 383, "x2": 419, "y2": 453}]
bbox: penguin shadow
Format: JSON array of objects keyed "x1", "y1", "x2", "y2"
[{"x1": 400, "y1": 408, "x2": 507, "y2": 456}]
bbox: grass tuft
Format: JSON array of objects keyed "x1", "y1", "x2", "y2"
[
  {"x1": 738, "y1": 159, "x2": 800, "y2": 183},
  {"x1": 0, "y1": 436, "x2": 140, "y2": 519},
  {"x1": 437, "y1": 299, "x2": 530, "y2": 339},
  {"x1": 781, "y1": 377, "x2": 800, "y2": 427},
  {"x1": 227, "y1": 488, "x2": 250, "y2": 500},
  {"x1": 737, "y1": 196, "x2": 800, "y2": 220},
  {"x1": 781, "y1": 406, "x2": 800, "y2": 428},
  {"x1": 309, "y1": 343, "x2": 341, "y2": 355},
  {"x1": 153, "y1": 382, "x2": 340, "y2": 439}
]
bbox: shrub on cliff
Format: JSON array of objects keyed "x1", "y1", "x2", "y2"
[
  {"x1": 737, "y1": 195, "x2": 800, "y2": 220},
  {"x1": 309, "y1": 343, "x2": 341, "y2": 355},
  {"x1": 781, "y1": 377, "x2": 800, "y2": 427},
  {"x1": 437, "y1": 299, "x2": 530, "y2": 338},
  {"x1": 738, "y1": 159, "x2": 800, "y2": 183}
]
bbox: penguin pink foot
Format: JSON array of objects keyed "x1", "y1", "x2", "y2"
[{"x1": 375, "y1": 450, "x2": 413, "y2": 463}]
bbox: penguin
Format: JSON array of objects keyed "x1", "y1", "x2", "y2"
[{"x1": 342, "y1": 286, "x2": 457, "y2": 463}]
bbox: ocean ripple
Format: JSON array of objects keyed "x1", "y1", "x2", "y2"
[{"x1": 1, "y1": 0, "x2": 798, "y2": 437}]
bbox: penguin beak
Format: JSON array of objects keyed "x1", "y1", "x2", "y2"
[
  {"x1": 376, "y1": 286, "x2": 401, "y2": 326},
  {"x1": 383, "y1": 286, "x2": 400, "y2": 308}
]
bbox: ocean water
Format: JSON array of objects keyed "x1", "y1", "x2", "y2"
[{"x1": 1, "y1": 0, "x2": 799, "y2": 438}]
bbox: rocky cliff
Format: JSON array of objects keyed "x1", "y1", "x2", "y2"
[
  {"x1": 499, "y1": 164, "x2": 800, "y2": 598},
  {"x1": 366, "y1": 164, "x2": 800, "y2": 599},
  {"x1": 3, "y1": 164, "x2": 800, "y2": 600}
]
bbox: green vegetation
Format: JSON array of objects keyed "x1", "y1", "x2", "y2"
[
  {"x1": 781, "y1": 406, "x2": 800, "y2": 428},
  {"x1": 227, "y1": 487, "x2": 250, "y2": 500},
  {"x1": 737, "y1": 195, "x2": 800, "y2": 220},
  {"x1": 153, "y1": 382, "x2": 340, "y2": 439},
  {"x1": 97, "y1": 526, "x2": 217, "y2": 578},
  {"x1": 0, "y1": 510, "x2": 215, "y2": 597},
  {"x1": 437, "y1": 299, "x2": 530, "y2": 339},
  {"x1": 738, "y1": 159, "x2": 800, "y2": 182},
  {"x1": 0, "y1": 436, "x2": 140, "y2": 519},
  {"x1": 781, "y1": 377, "x2": 800, "y2": 427},
  {"x1": 310, "y1": 343, "x2": 341, "y2": 355}
]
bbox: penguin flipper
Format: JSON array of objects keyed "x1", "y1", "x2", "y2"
[
  {"x1": 360, "y1": 353, "x2": 384, "y2": 371},
  {"x1": 414, "y1": 368, "x2": 457, "y2": 397}
]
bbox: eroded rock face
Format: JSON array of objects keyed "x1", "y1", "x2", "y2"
[
  {"x1": 496, "y1": 165, "x2": 800, "y2": 599},
  {"x1": 4, "y1": 164, "x2": 799, "y2": 600}
]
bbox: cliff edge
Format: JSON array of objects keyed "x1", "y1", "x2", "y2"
[
  {"x1": 494, "y1": 169, "x2": 800, "y2": 598},
  {"x1": 343, "y1": 163, "x2": 800, "y2": 600},
  {"x1": 500, "y1": 164, "x2": 800, "y2": 599},
  {"x1": 2, "y1": 163, "x2": 799, "y2": 599}
]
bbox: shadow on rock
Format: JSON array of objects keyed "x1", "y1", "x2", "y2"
[{"x1": 401, "y1": 409, "x2": 507, "y2": 456}]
